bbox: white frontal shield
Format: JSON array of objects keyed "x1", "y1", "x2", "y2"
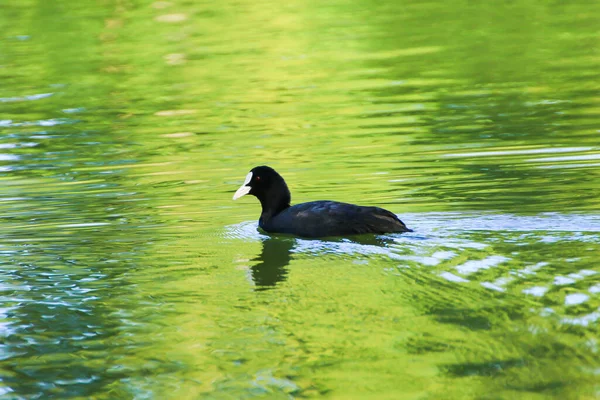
[{"x1": 232, "y1": 172, "x2": 253, "y2": 200}]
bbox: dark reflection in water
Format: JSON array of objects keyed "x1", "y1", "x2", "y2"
[
  {"x1": 250, "y1": 238, "x2": 294, "y2": 289},
  {"x1": 250, "y1": 235, "x2": 400, "y2": 289}
]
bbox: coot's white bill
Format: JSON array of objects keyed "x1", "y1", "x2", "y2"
[{"x1": 232, "y1": 172, "x2": 253, "y2": 200}]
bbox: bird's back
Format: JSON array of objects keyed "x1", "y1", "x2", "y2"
[{"x1": 261, "y1": 200, "x2": 411, "y2": 238}]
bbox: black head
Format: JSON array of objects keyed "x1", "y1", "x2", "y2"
[{"x1": 233, "y1": 166, "x2": 291, "y2": 216}]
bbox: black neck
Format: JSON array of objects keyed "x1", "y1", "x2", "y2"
[{"x1": 258, "y1": 183, "x2": 291, "y2": 221}]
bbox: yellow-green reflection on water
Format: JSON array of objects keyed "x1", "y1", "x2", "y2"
[{"x1": 1, "y1": 0, "x2": 599, "y2": 398}]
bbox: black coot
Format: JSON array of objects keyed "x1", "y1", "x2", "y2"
[{"x1": 233, "y1": 166, "x2": 412, "y2": 238}]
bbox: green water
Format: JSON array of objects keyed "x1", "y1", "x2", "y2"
[{"x1": 1, "y1": 0, "x2": 600, "y2": 398}]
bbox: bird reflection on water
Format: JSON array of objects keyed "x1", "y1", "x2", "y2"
[
  {"x1": 249, "y1": 235, "x2": 399, "y2": 290},
  {"x1": 250, "y1": 238, "x2": 294, "y2": 289}
]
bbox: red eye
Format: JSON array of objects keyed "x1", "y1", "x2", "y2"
[{"x1": 255, "y1": 176, "x2": 261, "y2": 181}]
